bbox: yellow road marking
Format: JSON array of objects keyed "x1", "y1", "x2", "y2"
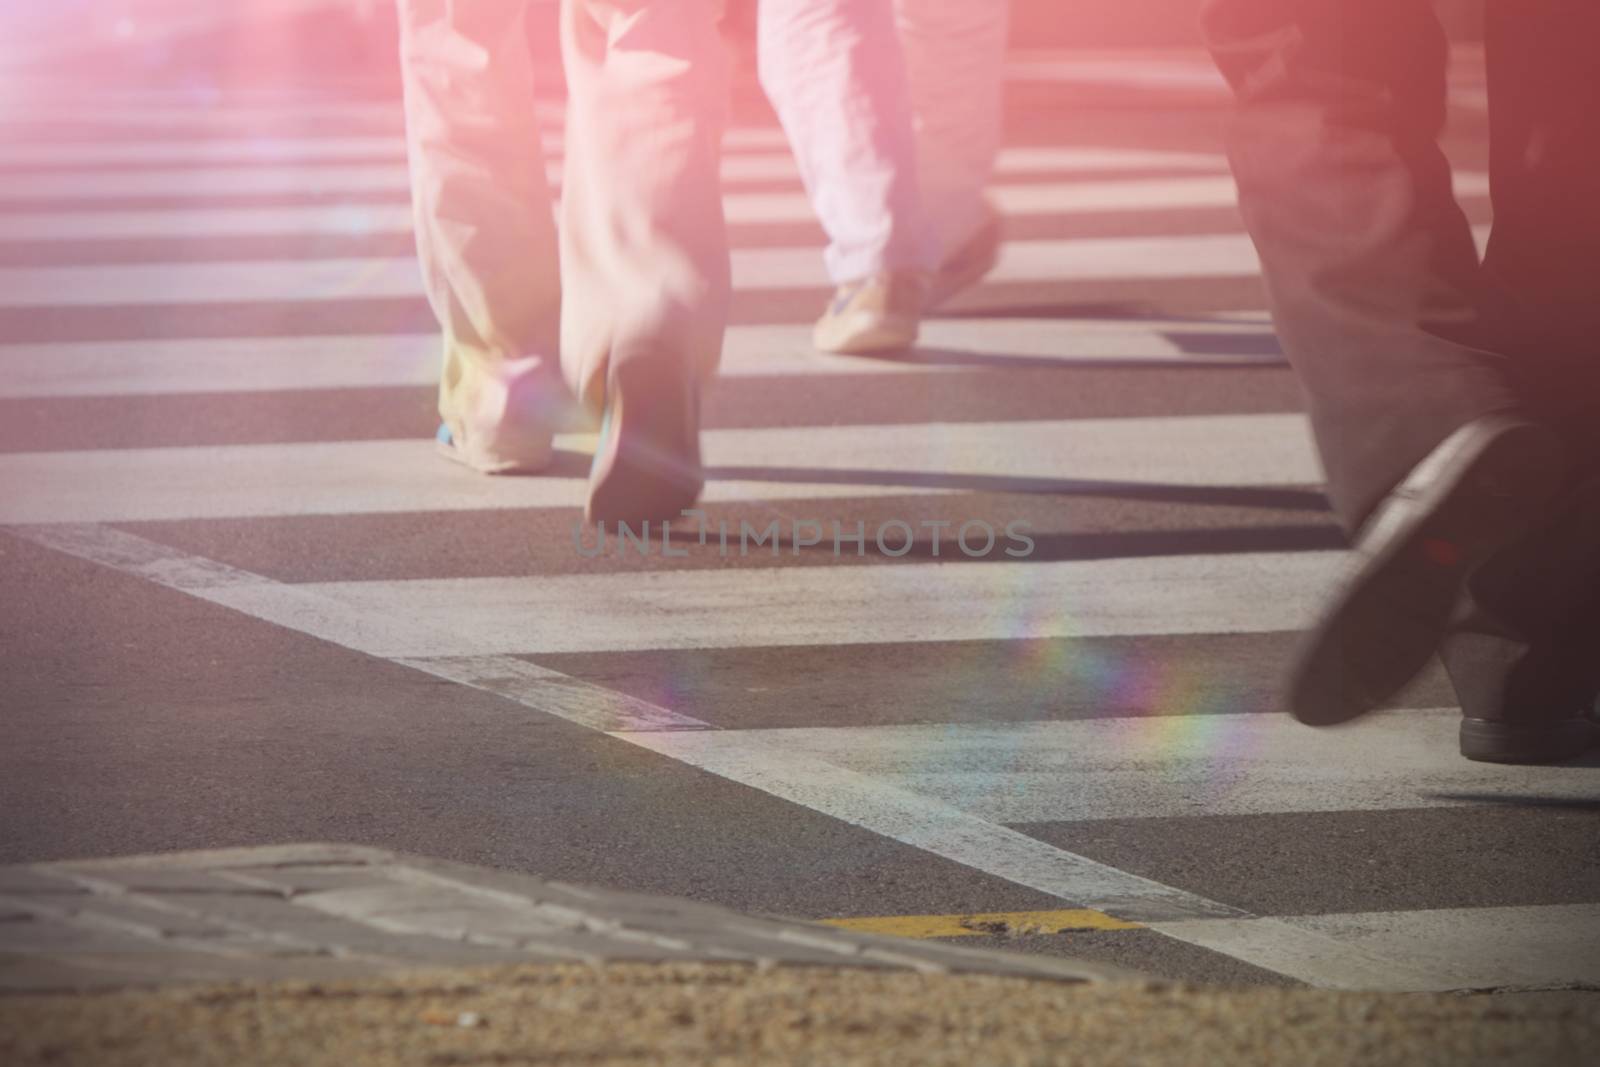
[{"x1": 817, "y1": 909, "x2": 1141, "y2": 939}]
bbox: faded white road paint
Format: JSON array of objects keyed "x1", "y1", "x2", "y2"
[{"x1": 0, "y1": 412, "x2": 1321, "y2": 524}]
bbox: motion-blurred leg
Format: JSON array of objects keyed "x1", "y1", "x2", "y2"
[
  {"x1": 398, "y1": 0, "x2": 562, "y2": 473},
  {"x1": 894, "y1": 0, "x2": 1009, "y2": 306},
  {"x1": 756, "y1": 0, "x2": 933, "y2": 353},
  {"x1": 1204, "y1": 0, "x2": 1566, "y2": 727},
  {"x1": 560, "y1": 0, "x2": 731, "y2": 523}
]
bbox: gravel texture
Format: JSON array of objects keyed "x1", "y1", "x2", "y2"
[{"x1": 3, "y1": 962, "x2": 1597, "y2": 1067}]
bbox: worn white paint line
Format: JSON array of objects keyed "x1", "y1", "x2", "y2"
[
  {"x1": 6, "y1": 522, "x2": 1524, "y2": 989},
  {"x1": 2, "y1": 172, "x2": 1491, "y2": 244},
  {"x1": 0, "y1": 235, "x2": 1253, "y2": 306},
  {"x1": 0, "y1": 180, "x2": 1107, "y2": 243},
  {"x1": 1152, "y1": 904, "x2": 1600, "y2": 992},
  {"x1": 1285, "y1": 904, "x2": 1600, "y2": 990},
  {"x1": 650, "y1": 712, "x2": 1600, "y2": 824},
  {"x1": 0, "y1": 203, "x2": 418, "y2": 242},
  {"x1": 1, "y1": 135, "x2": 412, "y2": 166},
  {"x1": 0, "y1": 255, "x2": 426, "y2": 307},
  {"x1": 1147, "y1": 917, "x2": 1463, "y2": 992},
  {"x1": 0, "y1": 334, "x2": 443, "y2": 398},
  {"x1": 1005, "y1": 54, "x2": 1228, "y2": 91},
  {"x1": 0, "y1": 523, "x2": 1248, "y2": 924},
  {"x1": 614, "y1": 727, "x2": 1241, "y2": 922},
  {"x1": 194, "y1": 551, "x2": 1344, "y2": 658},
  {"x1": 0, "y1": 318, "x2": 1282, "y2": 399},
  {"x1": 0, "y1": 412, "x2": 1321, "y2": 523},
  {"x1": 0, "y1": 127, "x2": 805, "y2": 167},
  {"x1": 726, "y1": 176, "x2": 1266, "y2": 225},
  {"x1": 434, "y1": 695, "x2": 1600, "y2": 989},
  {"x1": 0, "y1": 100, "x2": 409, "y2": 125},
  {"x1": 0, "y1": 163, "x2": 416, "y2": 200},
  {"x1": 395, "y1": 653, "x2": 712, "y2": 733},
  {"x1": 0, "y1": 0, "x2": 382, "y2": 71},
  {"x1": 0, "y1": 147, "x2": 1226, "y2": 202},
  {"x1": 1, "y1": 227, "x2": 1493, "y2": 306},
  {"x1": 718, "y1": 316, "x2": 1280, "y2": 374},
  {"x1": 6, "y1": 509, "x2": 716, "y2": 740},
  {"x1": 5, "y1": 178, "x2": 1245, "y2": 242},
  {"x1": 1001, "y1": 51, "x2": 1489, "y2": 114}
]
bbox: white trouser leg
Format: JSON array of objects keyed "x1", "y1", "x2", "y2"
[
  {"x1": 559, "y1": 0, "x2": 732, "y2": 408},
  {"x1": 895, "y1": 0, "x2": 1010, "y2": 258},
  {"x1": 757, "y1": 0, "x2": 934, "y2": 284},
  {"x1": 397, "y1": 0, "x2": 562, "y2": 467}
]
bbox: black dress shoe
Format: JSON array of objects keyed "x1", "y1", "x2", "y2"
[
  {"x1": 1459, "y1": 709, "x2": 1598, "y2": 764},
  {"x1": 1442, "y1": 479, "x2": 1600, "y2": 764},
  {"x1": 1287, "y1": 415, "x2": 1566, "y2": 726},
  {"x1": 1443, "y1": 624, "x2": 1600, "y2": 763}
]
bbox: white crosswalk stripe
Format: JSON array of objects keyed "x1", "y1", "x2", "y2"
[
  {"x1": 663, "y1": 712, "x2": 1600, "y2": 823},
  {"x1": 1, "y1": 178, "x2": 1262, "y2": 242},
  {"x1": 0, "y1": 414, "x2": 1320, "y2": 523},
  {"x1": 2, "y1": 173, "x2": 1492, "y2": 243},
  {"x1": 197, "y1": 551, "x2": 1346, "y2": 658},
  {"x1": 0, "y1": 146, "x2": 1228, "y2": 201},
  {"x1": 6, "y1": 74, "x2": 1595, "y2": 998},
  {"x1": 2, "y1": 235, "x2": 1262, "y2": 305},
  {"x1": 0, "y1": 227, "x2": 1493, "y2": 305},
  {"x1": 0, "y1": 318, "x2": 1281, "y2": 398}
]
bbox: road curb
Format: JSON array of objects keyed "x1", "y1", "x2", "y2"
[{"x1": 0, "y1": 843, "x2": 1130, "y2": 993}]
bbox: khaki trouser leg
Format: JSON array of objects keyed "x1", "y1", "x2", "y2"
[
  {"x1": 756, "y1": 0, "x2": 932, "y2": 284},
  {"x1": 398, "y1": 0, "x2": 562, "y2": 470},
  {"x1": 558, "y1": 0, "x2": 732, "y2": 410},
  {"x1": 895, "y1": 0, "x2": 1009, "y2": 259}
]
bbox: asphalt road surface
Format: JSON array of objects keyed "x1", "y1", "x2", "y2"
[{"x1": 3, "y1": 2, "x2": 1597, "y2": 993}]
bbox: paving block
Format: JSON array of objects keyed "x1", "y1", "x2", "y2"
[{"x1": 0, "y1": 845, "x2": 1130, "y2": 992}]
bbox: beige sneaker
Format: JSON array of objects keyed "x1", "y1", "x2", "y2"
[{"x1": 812, "y1": 272, "x2": 927, "y2": 354}]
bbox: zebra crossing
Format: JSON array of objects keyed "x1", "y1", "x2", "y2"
[{"x1": 2, "y1": 62, "x2": 1597, "y2": 996}]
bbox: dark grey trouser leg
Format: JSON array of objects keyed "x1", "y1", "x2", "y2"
[
  {"x1": 1440, "y1": 2, "x2": 1600, "y2": 725},
  {"x1": 1478, "y1": 0, "x2": 1600, "y2": 473},
  {"x1": 1440, "y1": 480, "x2": 1600, "y2": 724},
  {"x1": 1205, "y1": 0, "x2": 1600, "y2": 725},
  {"x1": 1203, "y1": 0, "x2": 1521, "y2": 532}
]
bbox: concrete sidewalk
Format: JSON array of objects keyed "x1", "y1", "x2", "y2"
[{"x1": 1, "y1": 845, "x2": 1596, "y2": 1065}]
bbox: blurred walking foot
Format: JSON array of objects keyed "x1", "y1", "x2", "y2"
[
  {"x1": 434, "y1": 359, "x2": 563, "y2": 474},
  {"x1": 1287, "y1": 415, "x2": 1566, "y2": 727},
  {"x1": 1446, "y1": 478, "x2": 1600, "y2": 764},
  {"x1": 585, "y1": 357, "x2": 704, "y2": 527},
  {"x1": 1460, "y1": 703, "x2": 1600, "y2": 764},
  {"x1": 435, "y1": 421, "x2": 554, "y2": 475},
  {"x1": 926, "y1": 203, "x2": 1002, "y2": 310},
  {"x1": 812, "y1": 272, "x2": 927, "y2": 354}
]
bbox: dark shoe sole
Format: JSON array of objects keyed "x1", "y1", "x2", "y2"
[
  {"x1": 585, "y1": 357, "x2": 703, "y2": 528},
  {"x1": 1460, "y1": 715, "x2": 1599, "y2": 764},
  {"x1": 1288, "y1": 417, "x2": 1565, "y2": 726}
]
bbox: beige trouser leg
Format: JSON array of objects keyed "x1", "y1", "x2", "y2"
[
  {"x1": 397, "y1": 0, "x2": 561, "y2": 471},
  {"x1": 755, "y1": 0, "x2": 933, "y2": 284},
  {"x1": 895, "y1": 0, "x2": 1010, "y2": 258},
  {"x1": 558, "y1": 0, "x2": 731, "y2": 410}
]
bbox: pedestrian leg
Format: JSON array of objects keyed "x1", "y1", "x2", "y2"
[
  {"x1": 756, "y1": 0, "x2": 934, "y2": 353},
  {"x1": 894, "y1": 0, "x2": 1009, "y2": 306},
  {"x1": 560, "y1": 0, "x2": 732, "y2": 523},
  {"x1": 1204, "y1": 0, "x2": 1568, "y2": 726},
  {"x1": 398, "y1": 0, "x2": 563, "y2": 473},
  {"x1": 1436, "y1": 0, "x2": 1600, "y2": 763}
]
